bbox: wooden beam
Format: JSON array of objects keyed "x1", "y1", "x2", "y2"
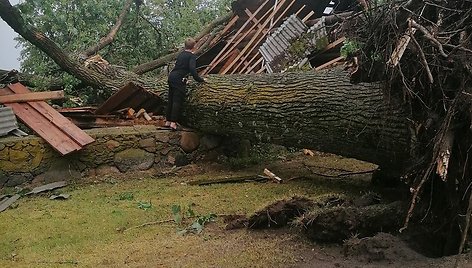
[
  {"x1": 244, "y1": 57, "x2": 264, "y2": 74},
  {"x1": 222, "y1": 0, "x2": 293, "y2": 74},
  {"x1": 220, "y1": 15, "x2": 239, "y2": 36},
  {"x1": 245, "y1": 9, "x2": 264, "y2": 30},
  {"x1": 209, "y1": 15, "x2": 240, "y2": 46},
  {"x1": 0, "y1": 90, "x2": 64, "y2": 103},
  {"x1": 256, "y1": 65, "x2": 266, "y2": 74},
  {"x1": 225, "y1": 2, "x2": 300, "y2": 74},
  {"x1": 7, "y1": 83, "x2": 95, "y2": 148},
  {"x1": 302, "y1": 10, "x2": 315, "y2": 23},
  {"x1": 314, "y1": 56, "x2": 344, "y2": 71},
  {"x1": 201, "y1": 0, "x2": 272, "y2": 75},
  {"x1": 240, "y1": 52, "x2": 261, "y2": 73},
  {"x1": 321, "y1": 37, "x2": 346, "y2": 53},
  {"x1": 220, "y1": 49, "x2": 241, "y2": 73}
]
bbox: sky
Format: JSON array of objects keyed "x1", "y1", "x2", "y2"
[{"x1": 0, "y1": 0, "x2": 22, "y2": 70}]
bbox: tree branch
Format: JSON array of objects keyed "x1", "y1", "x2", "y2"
[
  {"x1": 81, "y1": 0, "x2": 134, "y2": 58},
  {"x1": 132, "y1": 11, "x2": 233, "y2": 75},
  {"x1": 0, "y1": 0, "x2": 123, "y2": 90}
]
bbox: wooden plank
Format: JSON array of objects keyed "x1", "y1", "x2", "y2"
[
  {"x1": 302, "y1": 10, "x2": 315, "y2": 23},
  {"x1": 233, "y1": 4, "x2": 306, "y2": 74},
  {"x1": 0, "y1": 90, "x2": 64, "y2": 103},
  {"x1": 264, "y1": 168, "x2": 283, "y2": 183},
  {"x1": 320, "y1": 37, "x2": 346, "y2": 53},
  {"x1": 220, "y1": 49, "x2": 241, "y2": 72},
  {"x1": 219, "y1": 15, "x2": 239, "y2": 36},
  {"x1": 256, "y1": 65, "x2": 266, "y2": 74},
  {"x1": 244, "y1": 57, "x2": 263, "y2": 74},
  {"x1": 4, "y1": 102, "x2": 81, "y2": 155},
  {"x1": 67, "y1": 117, "x2": 161, "y2": 129},
  {"x1": 201, "y1": 0, "x2": 272, "y2": 75},
  {"x1": 240, "y1": 50, "x2": 263, "y2": 73},
  {"x1": 0, "y1": 194, "x2": 20, "y2": 213},
  {"x1": 387, "y1": 27, "x2": 417, "y2": 67},
  {"x1": 245, "y1": 9, "x2": 264, "y2": 30},
  {"x1": 0, "y1": 86, "x2": 82, "y2": 155},
  {"x1": 223, "y1": 0, "x2": 297, "y2": 74},
  {"x1": 315, "y1": 56, "x2": 344, "y2": 71},
  {"x1": 208, "y1": 15, "x2": 240, "y2": 47},
  {"x1": 95, "y1": 82, "x2": 140, "y2": 114},
  {"x1": 7, "y1": 83, "x2": 95, "y2": 147},
  {"x1": 221, "y1": 0, "x2": 290, "y2": 74}
]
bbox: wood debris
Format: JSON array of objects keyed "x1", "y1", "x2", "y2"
[
  {"x1": 263, "y1": 168, "x2": 283, "y2": 183},
  {"x1": 26, "y1": 181, "x2": 67, "y2": 195},
  {"x1": 0, "y1": 194, "x2": 20, "y2": 213},
  {"x1": 198, "y1": 0, "x2": 356, "y2": 75},
  {"x1": 0, "y1": 83, "x2": 94, "y2": 155},
  {"x1": 0, "y1": 90, "x2": 64, "y2": 103}
]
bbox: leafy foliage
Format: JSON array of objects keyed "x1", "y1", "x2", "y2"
[
  {"x1": 340, "y1": 39, "x2": 362, "y2": 58},
  {"x1": 171, "y1": 203, "x2": 216, "y2": 235},
  {"x1": 117, "y1": 192, "x2": 134, "y2": 201},
  {"x1": 13, "y1": 0, "x2": 231, "y2": 100},
  {"x1": 137, "y1": 201, "x2": 152, "y2": 210}
]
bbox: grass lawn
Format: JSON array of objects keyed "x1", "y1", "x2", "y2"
[{"x1": 0, "y1": 155, "x2": 374, "y2": 267}]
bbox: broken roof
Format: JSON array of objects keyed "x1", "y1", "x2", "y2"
[{"x1": 196, "y1": 0, "x2": 358, "y2": 74}]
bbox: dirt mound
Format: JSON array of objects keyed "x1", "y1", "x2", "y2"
[
  {"x1": 247, "y1": 196, "x2": 315, "y2": 229},
  {"x1": 343, "y1": 233, "x2": 427, "y2": 263},
  {"x1": 302, "y1": 201, "x2": 404, "y2": 243}
]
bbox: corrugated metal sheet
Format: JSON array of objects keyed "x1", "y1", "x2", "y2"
[
  {"x1": 0, "y1": 106, "x2": 18, "y2": 136},
  {"x1": 282, "y1": 16, "x2": 328, "y2": 71},
  {"x1": 259, "y1": 14, "x2": 308, "y2": 73},
  {"x1": 308, "y1": 16, "x2": 327, "y2": 47}
]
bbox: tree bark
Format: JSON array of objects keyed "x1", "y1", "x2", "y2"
[
  {"x1": 182, "y1": 69, "x2": 410, "y2": 168},
  {"x1": 0, "y1": 0, "x2": 411, "y2": 169}
]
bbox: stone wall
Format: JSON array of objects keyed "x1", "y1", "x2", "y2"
[{"x1": 0, "y1": 126, "x2": 221, "y2": 188}]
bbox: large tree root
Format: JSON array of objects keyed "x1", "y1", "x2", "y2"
[
  {"x1": 230, "y1": 194, "x2": 405, "y2": 245},
  {"x1": 301, "y1": 201, "x2": 404, "y2": 243}
]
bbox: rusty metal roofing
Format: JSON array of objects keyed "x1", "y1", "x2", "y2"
[
  {"x1": 259, "y1": 14, "x2": 308, "y2": 73},
  {"x1": 0, "y1": 106, "x2": 19, "y2": 136}
]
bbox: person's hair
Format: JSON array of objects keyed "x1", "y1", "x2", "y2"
[{"x1": 184, "y1": 38, "x2": 196, "y2": 50}]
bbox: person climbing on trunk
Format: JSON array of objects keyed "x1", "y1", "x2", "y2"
[{"x1": 165, "y1": 38, "x2": 206, "y2": 130}]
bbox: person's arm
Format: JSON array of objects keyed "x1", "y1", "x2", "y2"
[{"x1": 189, "y1": 54, "x2": 205, "y2": 82}]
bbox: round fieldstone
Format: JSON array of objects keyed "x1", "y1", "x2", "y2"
[
  {"x1": 95, "y1": 165, "x2": 121, "y2": 176},
  {"x1": 139, "y1": 138, "x2": 157, "y2": 152},
  {"x1": 114, "y1": 148, "x2": 154, "y2": 172},
  {"x1": 180, "y1": 132, "x2": 200, "y2": 153},
  {"x1": 200, "y1": 135, "x2": 222, "y2": 150}
]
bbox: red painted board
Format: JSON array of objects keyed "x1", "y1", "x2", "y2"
[{"x1": 7, "y1": 83, "x2": 95, "y2": 147}]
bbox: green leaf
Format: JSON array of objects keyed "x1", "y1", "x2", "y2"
[
  {"x1": 186, "y1": 204, "x2": 195, "y2": 217},
  {"x1": 117, "y1": 192, "x2": 134, "y2": 201},
  {"x1": 171, "y1": 204, "x2": 181, "y2": 215},
  {"x1": 172, "y1": 204, "x2": 182, "y2": 224},
  {"x1": 191, "y1": 222, "x2": 203, "y2": 233},
  {"x1": 137, "y1": 201, "x2": 152, "y2": 211}
]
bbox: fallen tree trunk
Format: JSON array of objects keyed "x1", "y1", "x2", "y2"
[{"x1": 181, "y1": 69, "x2": 410, "y2": 169}]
